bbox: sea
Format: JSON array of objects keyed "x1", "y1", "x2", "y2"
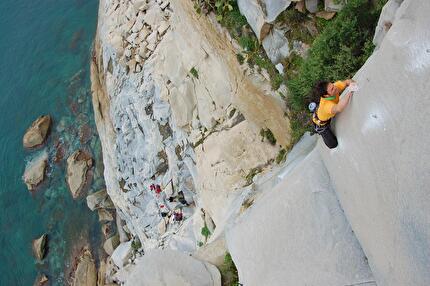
[{"x1": 0, "y1": 0, "x2": 103, "y2": 285}]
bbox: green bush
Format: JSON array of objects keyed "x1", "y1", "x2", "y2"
[
  {"x1": 201, "y1": 225, "x2": 211, "y2": 239},
  {"x1": 286, "y1": 0, "x2": 388, "y2": 142},
  {"x1": 219, "y1": 253, "x2": 239, "y2": 286}
]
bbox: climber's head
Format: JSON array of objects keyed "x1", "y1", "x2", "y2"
[{"x1": 313, "y1": 80, "x2": 330, "y2": 99}]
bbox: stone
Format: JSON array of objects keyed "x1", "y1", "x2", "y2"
[
  {"x1": 160, "y1": 1, "x2": 170, "y2": 10},
  {"x1": 98, "y1": 209, "x2": 114, "y2": 222},
  {"x1": 32, "y1": 234, "x2": 48, "y2": 261},
  {"x1": 66, "y1": 150, "x2": 92, "y2": 199},
  {"x1": 86, "y1": 189, "x2": 115, "y2": 211},
  {"x1": 373, "y1": 0, "x2": 403, "y2": 49},
  {"x1": 226, "y1": 149, "x2": 374, "y2": 286},
  {"x1": 237, "y1": 0, "x2": 272, "y2": 41},
  {"x1": 116, "y1": 249, "x2": 221, "y2": 286},
  {"x1": 23, "y1": 115, "x2": 51, "y2": 148},
  {"x1": 305, "y1": 0, "x2": 318, "y2": 13},
  {"x1": 111, "y1": 241, "x2": 133, "y2": 268},
  {"x1": 295, "y1": 0, "x2": 306, "y2": 13},
  {"x1": 316, "y1": 10, "x2": 336, "y2": 20},
  {"x1": 275, "y1": 63, "x2": 284, "y2": 74},
  {"x1": 97, "y1": 260, "x2": 107, "y2": 286},
  {"x1": 23, "y1": 151, "x2": 48, "y2": 191},
  {"x1": 262, "y1": 28, "x2": 290, "y2": 65},
  {"x1": 72, "y1": 248, "x2": 97, "y2": 286},
  {"x1": 320, "y1": 1, "x2": 430, "y2": 284},
  {"x1": 324, "y1": 0, "x2": 344, "y2": 12},
  {"x1": 157, "y1": 218, "x2": 166, "y2": 235},
  {"x1": 34, "y1": 274, "x2": 48, "y2": 286},
  {"x1": 264, "y1": 0, "x2": 293, "y2": 22},
  {"x1": 157, "y1": 21, "x2": 170, "y2": 35},
  {"x1": 103, "y1": 234, "x2": 120, "y2": 256}
]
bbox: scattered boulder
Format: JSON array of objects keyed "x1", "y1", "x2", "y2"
[
  {"x1": 103, "y1": 234, "x2": 120, "y2": 256},
  {"x1": 98, "y1": 209, "x2": 114, "y2": 222},
  {"x1": 316, "y1": 10, "x2": 337, "y2": 20},
  {"x1": 262, "y1": 28, "x2": 290, "y2": 64},
  {"x1": 111, "y1": 241, "x2": 133, "y2": 268},
  {"x1": 23, "y1": 115, "x2": 51, "y2": 148},
  {"x1": 116, "y1": 249, "x2": 221, "y2": 286},
  {"x1": 86, "y1": 189, "x2": 114, "y2": 211},
  {"x1": 33, "y1": 273, "x2": 48, "y2": 286},
  {"x1": 32, "y1": 234, "x2": 48, "y2": 261},
  {"x1": 305, "y1": 0, "x2": 319, "y2": 13},
  {"x1": 23, "y1": 151, "x2": 48, "y2": 191},
  {"x1": 295, "y1": 0, "x2": 306, "y2": 13},
  {"x1": 324, "y1": 0, "x2": 344, "y2": 11},
  {"x1": 66, "y1": 150, "x2": 93, "y2": 199},
  {"x1": 72, "y1": 248, "x2": 97, "y2": 286},
  {"x1": 237, "y1": 0, "x2": 272, "y2": 41}
]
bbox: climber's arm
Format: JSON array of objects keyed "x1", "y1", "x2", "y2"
[{"x1": 331, "y1": 91, "x2": 353, "y2": 114}]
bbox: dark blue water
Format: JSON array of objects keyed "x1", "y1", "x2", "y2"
[{"x1": 0, "y1": 0, "x2": 103, "y2": 285}]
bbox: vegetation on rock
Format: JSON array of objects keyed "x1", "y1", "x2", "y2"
[{"x1": 219, "y1": 253, "x2": 239, "y2": 286}]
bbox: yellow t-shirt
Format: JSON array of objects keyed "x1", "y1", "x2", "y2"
[{"x1": 314, "y1": 81, "x2": 347, "y2": 123}]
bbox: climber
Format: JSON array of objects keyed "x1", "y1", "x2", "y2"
[
  {"x1": 310, "y1": 79, "x2": 356, "y2": 149},
  {"x1": 173, "y1": 209, "x2": 183, "y2": 222},
  {"x1": 155, "y1": 184, "x2": 162, "y2": 194}
]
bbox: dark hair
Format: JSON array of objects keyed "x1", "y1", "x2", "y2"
[{"x1": 308, "y1": 80, "x2": 329, "y2": 104}]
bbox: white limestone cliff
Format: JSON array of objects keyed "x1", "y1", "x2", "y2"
[{"x1": 91, "y1": 0, "x2": 430, "y2": 285}]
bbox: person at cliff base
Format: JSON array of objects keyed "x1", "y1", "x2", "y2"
[{"x1": 310, "y1": 79, "x2": 357, "y2": 148}]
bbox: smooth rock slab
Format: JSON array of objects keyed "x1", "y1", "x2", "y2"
[
  {"x1": 116, "y1": 249, "x2": 221, "y2": 286},
  {"x1": 72, "y1": 248, "x2": 97, "y2": 286},
  {"x1": 67, "y1": 150, "x2": 93, "y2": 199},
  {"x1": 23, "y1": 115, "x2": 51, "y2": 148},
  {"x1": 32, "y1": 234, "x2": 48, "y2": 261},
  {"x1": 23, "y1": 151, "x2": 48, "y2": 191},
  {"x1": 226, "y1": 149, "x2": 374, "y2": 286}
]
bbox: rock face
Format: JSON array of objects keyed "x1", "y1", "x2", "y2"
[
  {"x1": 320, "y1": 0, "x2": 430, "y2": 284},
  {"x1": 23, "y1": 150, "x2": 48, "y2": 190},
  {"x1": 115, "y1": 249, "x2": 221, "y2": 286},
  {"x1": 66, "y1": 150, "x2": 92, "y2": 198},
  {"x1": 32, "y1": 234, "x2": 48, "y2": 261},
  {"x1": 226, "y1": 146, "x2": 375, "y2": 286},
  {"x1": 23, "y1": 115, "x2": 51, "y2": 148},
  {"x1": 373, "y1": 0, "x2": 403, "y2": 49},
  {"x1": 72, "y1": 248, "x2": 97, "y2": 286}
]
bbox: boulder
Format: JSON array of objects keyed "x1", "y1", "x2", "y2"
[
  {"x1": 262, "y1": 28, "x2": 290, "y2": 64},
  {"x1": 98, "y1": 209, "x2": 114, "y2": 222},
  {"x1": 116, "y1": 249, "x2": 221, "y2": 286},
  {"x1": 237, "y1": 0, "x2": 272, "y2": 41},
  {"x1": 324, "y1": 0, "x2": 344, "y2": 12},
  {"x1": 316, "y1": 10, "x2": 336, "y2": 20},
  {"x1": 32, "y1": 234, "x2": 48, "y2": 261},
  {"x1": 66, "y1": 150, "x2": 92, "y2": 199},
  {"x1": 23, "y1": 151, "x2": 48, "y2": 191},
  {"x1": 103, "y1": 235, "x2": 120, "y2": 256},
  {"x1": 72, "y1": 248, "x2": 97, "y2": 286},
  {"x1": 33, "y1": 273, "x2": 48, "y2": 286},
  {"x1": 111, "y1": 241, "x2": 133, "y2": 268},
  {"x1": 86, "y1": 189, "x2": 114, "y2": 211},
  {"x1": 264, "y1": 0, "x2": 293, "y2": 22},
  {"x1": 23, "y1": 115, "x2": 51, "y2": 148},
  {"x1": 305, "y1": 0, "x2": 319, "y2": 13}
]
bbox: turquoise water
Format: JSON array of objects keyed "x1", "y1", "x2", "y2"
[{"x1": 0, "y1": 0, "x2": 103, "y2": 285}]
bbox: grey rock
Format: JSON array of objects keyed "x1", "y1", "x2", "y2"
[
  {"x1": 262, "y1": 28, "x2": 290, "y2": 64},
  {"x1": 32, "y1": 234, "x2": 48, "y2": 261},
  {"x1": 72, "y1": 248, "x2": 97, "y2": 286},
  {"x1": 103, "y1": 234, "x2": 120, "y2": 256},
  {"x1": 98, "y1": 209, "x2": 114, "y2": 222},
  {"x1": 23, "y1": 151, "x2": 48, "y2": 191},
  {"x1": 320, "y1": 0, "x2": 430, "y2": 284},
  {"x1": 324, "y1": 0, "x2": 344, "y2": 12},
  {"x1": 117, "y1": 249, "x2": 221, "y2": 286},
  {"x1": 86, "y1": 189, "x2": 114, "y2": 211},
  {"x1": 66, "y1": 150, "x2": 92, "y2": 199},
  {"x1": 305, "y1": 0, "x2": 319, "y2": 13},
  {"x1": 23, "y1": 115, "x2": 51, "y2": 148},
  {"x1": 373, "y1": 0, "x2": 403, "y2": 49},
  {"x1": 226, "y1": 148, "x2": 374, "y2": 286}
]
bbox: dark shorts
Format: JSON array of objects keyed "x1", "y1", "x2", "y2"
[{"x1": 314, "y1": 122, "x2": 338, "y2": 149}]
